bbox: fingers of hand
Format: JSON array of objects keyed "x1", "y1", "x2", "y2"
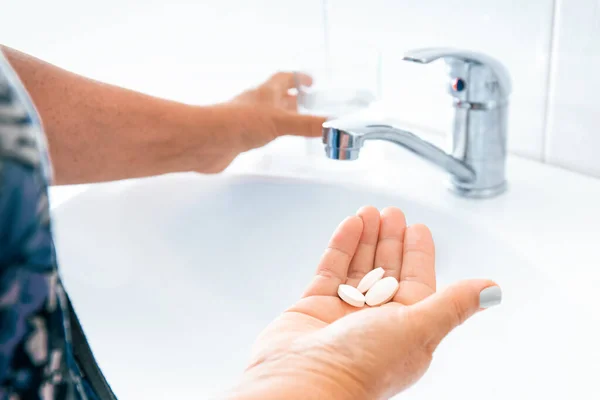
[
  {"x1": 394, "y1": 224, "x2": 436, "y2": 305},
  {"x1": 273, "y1": 112, "x2": 326, "y2": 137},
  {"x1": 346, "y1": 206, "x2": 381, "y2": 286},
  {"x1": 374, "y1": 207, "x2": 407, "y2": 280},
  {"x1": 410, "y1": 279, "x2": 501, "y2": 352},
  {"x1": 267, "y1": 71, "x2": 313, "y2": 92},
  {"x1": 282, "y1": 94, "x2": 298, "y2": 111},
  {"x1": 303, "y1": 216, "x2": 364, "y2": 298},
  {"x1": 265, "y1": 72, "x2": 312, "y2": 111}
]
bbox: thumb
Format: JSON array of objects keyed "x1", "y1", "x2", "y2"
[
  {"x1": 274, "y1": 112, "x2": 327, "y2": 138},
  {"x1": 412, "y1": 279, "x2": 502, "y2": 351}
]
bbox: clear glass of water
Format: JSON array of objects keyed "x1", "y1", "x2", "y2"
[
  {"x1": 295, "y1": 44, "x2": 383, "y2": 154},
  {"x1": 296, "y1": 45, "x2": 381, "y2": 116}
]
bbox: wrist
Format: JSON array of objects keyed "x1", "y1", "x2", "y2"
[
  {"x1": 165, "y1": 103, "x2": 246, "y2": 174},
  {"x1": 226, "y1": 353, "x2": 370, "y2": 400}
]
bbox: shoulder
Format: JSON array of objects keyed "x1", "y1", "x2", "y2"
[{"x1": 0, "y1": 50, "x2": 52, "y2": 182}]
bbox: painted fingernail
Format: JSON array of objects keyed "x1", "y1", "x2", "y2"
[{"x1": 479, "y1": 286, "x2": 502, "y2": 309}]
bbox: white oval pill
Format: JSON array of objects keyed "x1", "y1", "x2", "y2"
[
  {"x1": 337, "y1": 284, "x2": 365, "y2": 308},
  {"x1": 365, "y1": 276, "x2": 399, "y2": 306},
  {"x1": 356, "y1": 267, "x2": 385, "y2": 293}
]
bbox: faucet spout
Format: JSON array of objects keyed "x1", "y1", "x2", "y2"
[{"x1": 323, "y1": 120, "x2": 476, "y2": 183}]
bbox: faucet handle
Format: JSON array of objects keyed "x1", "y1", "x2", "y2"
[{"x1": 403, "y1": 47, "x2": 512, "y2": 107}]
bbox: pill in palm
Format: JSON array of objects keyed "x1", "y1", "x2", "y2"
[
  {"x1": 356, "y1": 267, "x2": 385, "y2": 293},
  {"x1": 365, "y1": 276, "x2": 399, "y2": 306},
  {"x1": 337, "y1": 284, "x2": 366, "y2": 308}
]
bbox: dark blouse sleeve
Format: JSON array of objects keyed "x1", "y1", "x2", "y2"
[{"x1": 0, "y1": 50, "x2": 82, "y2": 400}]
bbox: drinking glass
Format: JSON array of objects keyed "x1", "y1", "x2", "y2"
[{"x1": 295, "y1": 44, "x2": 382, "y2": 154}]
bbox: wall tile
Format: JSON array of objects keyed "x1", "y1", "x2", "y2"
[
  {"x1": 545, "y1": 0, "x2": 600, "y2": 177},
  {"x1": 326, "y1": 0, "x2": 555, "y2": 160}
]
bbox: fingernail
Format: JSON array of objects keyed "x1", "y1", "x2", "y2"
[{"x1": 479, "y1": 286, "x2": 502, "y2": 309}]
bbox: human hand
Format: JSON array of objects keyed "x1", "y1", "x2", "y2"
[
  {"x1": 226, "y1": 71, "x2": 325, "y2": 146},
  {"x1": 191, "y1": 71, "x2": 326, "y2": 173},
  {"x1": 229, "y1": 207, "x2": 501, "y2": 399},
  {"x1": 193, "y1": 72, "x2": 326, "y2": 173}
]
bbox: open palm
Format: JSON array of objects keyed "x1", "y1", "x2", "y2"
[
  {"x1": 241, "y1": 207, "x2": 498, "y2": 399},
  {"x1": 246, "y1": 207, "x2": 447, "y2": 396}
]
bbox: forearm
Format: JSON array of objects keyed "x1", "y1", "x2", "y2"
[{"x1": 1, "y1": 46, "x2": 241, "y2": 184}]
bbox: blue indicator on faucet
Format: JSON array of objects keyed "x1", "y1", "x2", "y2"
[{"x1": 452, "y1": 78, "x2": 466, "y2": 92}]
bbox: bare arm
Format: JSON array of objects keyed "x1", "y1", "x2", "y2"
[{"x1": 1, "y1": 46, "x2": 323, "y2": 185}]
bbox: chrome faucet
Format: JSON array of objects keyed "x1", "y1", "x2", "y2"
[{"x1": 322, "y1": 48, "x2": 512, "y2": 198}]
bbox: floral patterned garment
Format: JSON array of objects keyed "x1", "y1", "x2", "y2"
[{"x1": 0, "y1": 50, "x2": 113, "y2": 400}]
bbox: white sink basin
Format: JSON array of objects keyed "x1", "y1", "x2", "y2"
[{"x1": 51, "y1": 148, "x2": 600, "y2": 399}]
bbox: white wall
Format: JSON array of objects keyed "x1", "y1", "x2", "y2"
[
  {"x1": 545, "y1": 0, "x2": 600, "y2": 177},
  {"x1": 1, "y1": 0, "x2": 599, "y2": 178},
  {"x1": 0, "y1": 0, "x2": 324, "y2": 102}
]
